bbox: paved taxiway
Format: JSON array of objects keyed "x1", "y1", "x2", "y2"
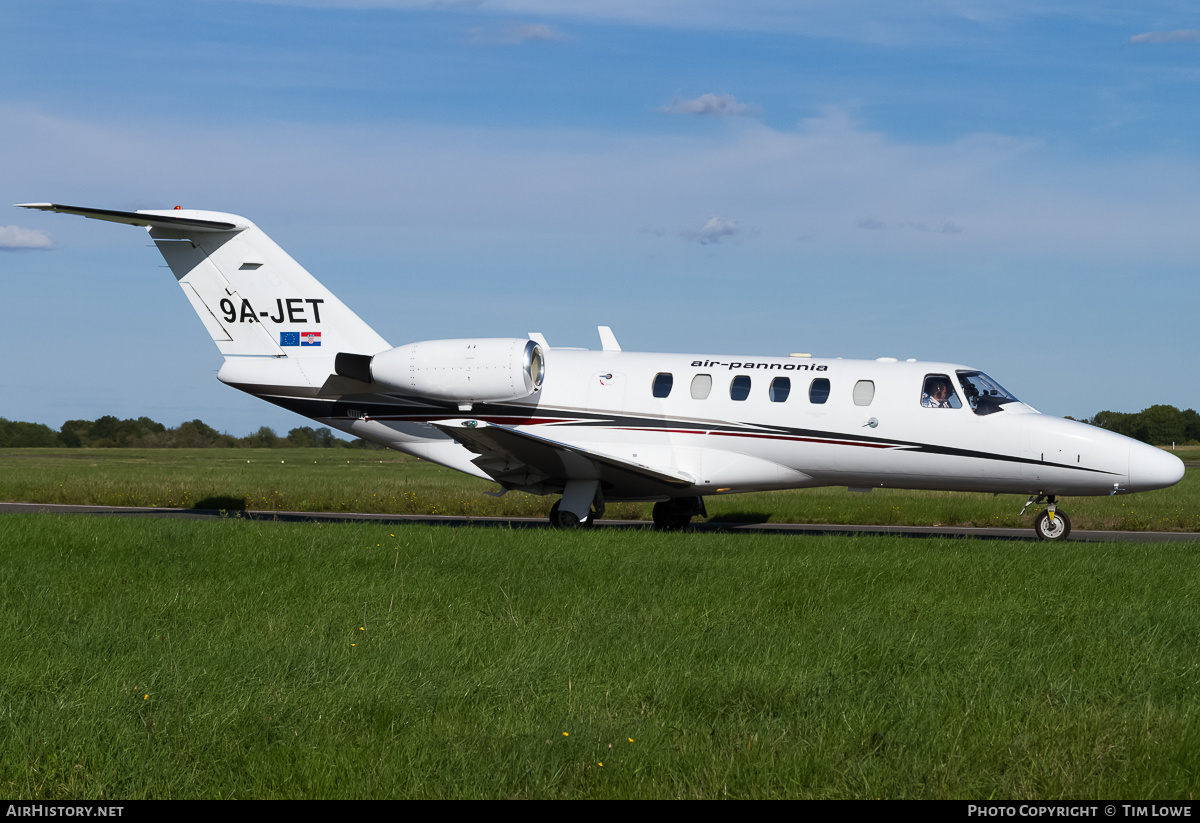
[{"x1": 3, "y1": 502, "x2": 1198, "y2": 543}]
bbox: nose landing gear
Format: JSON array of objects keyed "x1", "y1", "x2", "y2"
[
  {"x1": 1033, "y1": 508, "x2": 1071, "y2": 541},
  {"x1": 1021, "y1": 494, "x2": 1072, "y2": 541}
]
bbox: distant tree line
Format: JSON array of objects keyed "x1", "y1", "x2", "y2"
[
  {"x1": 0, "y1": 415, "x2": 378, "y2": 449},
  {"x1": 1074, "y1": 405, "x2": 1200, "y2": 446}
]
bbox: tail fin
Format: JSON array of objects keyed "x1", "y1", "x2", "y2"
[{"x1": 17, "y1": 204, "x2": 389, "y2": 360}]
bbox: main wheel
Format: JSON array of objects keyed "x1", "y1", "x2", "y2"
[
  {"x1": 652, "y1": 500, "x2": 692, "y2": 531},
  {"x1": 549, "y1": 500, "x2": 594, "y2": 529},
  {"x1": 1033, "y1": 509, "x2": 1071, "y2": 541}
]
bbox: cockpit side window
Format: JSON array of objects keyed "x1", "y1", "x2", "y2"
[
  {"x1": 956, "y1": 371, "x2": 1019, "y2": 416},
  {"x1": 921, "y1": 374, "x2": 962, "y2": 409}
]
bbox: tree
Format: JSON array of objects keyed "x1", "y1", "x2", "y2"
[
  {"x1": 59, "y1": 419, "x2": 91, "y2": 448},
  {"x1": 243, "y1": 426, "x2": 279, "y2": 448},
  {"x1": 0, "y1": 418, "x2": 60, "y2": 447},
  {"x1": 287, "y1": 427, "x2": 316, "y2": 448},
  {"x1": 174, "y1": 419, "x2": 226, "y2": 448},
  {"x1": 1141, "y1": 405, "x2": 1186, "y2": 446},
  {"x1": 1085, "y1": 405, "x2": 1200, "y2": 445}
]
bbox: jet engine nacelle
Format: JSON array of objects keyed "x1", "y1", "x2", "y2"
[{"x1": 357, "y1": 338, "x2": 545, "y2": 405}]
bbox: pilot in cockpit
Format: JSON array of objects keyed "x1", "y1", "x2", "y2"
[{"x1": 921, "y1": 376, "x2": 960, "y2": 408}]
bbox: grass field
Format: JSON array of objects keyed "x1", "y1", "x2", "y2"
[
  {"x1": 1, "y1": 447, "x2": 1198, "y2": 532},
  {"x1": 2, "y1": 513, "x2": 1199, "y2": 799},
  {"x1": 3, "y1": 448, "x2": 1198, "y2": 798}
]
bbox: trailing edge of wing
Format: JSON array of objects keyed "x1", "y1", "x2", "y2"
[
  {"x1": 431, "y1": 420, "x2": 696, "y2": 498},
  {"x1": 15, "y1": 203, "x2": 242, "y2": 232}
]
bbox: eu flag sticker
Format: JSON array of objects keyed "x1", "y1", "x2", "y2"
[
  {"x1": 301, "y1": 331, "x2": 322, "y2": 346},
  {"x1": 280, "y1": 332, "x2": 300, "y2": 346}
]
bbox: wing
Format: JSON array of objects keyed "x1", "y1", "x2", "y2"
[{"x1": 431, "y1": 420, "x2": 696, "y2": 500}]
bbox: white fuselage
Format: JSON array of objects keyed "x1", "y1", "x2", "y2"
[{"x1": 312, "y1": 350, "x2": 1181, "y2": 501}]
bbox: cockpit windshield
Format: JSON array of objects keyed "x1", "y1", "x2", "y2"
[{"x1": 956, "y1": 371, "x2": 1020, "y2": 416}]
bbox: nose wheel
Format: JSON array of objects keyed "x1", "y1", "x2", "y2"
[
  {"x1": 1033, "y1": 509, "x2": 1071, "y2": 540},
  {"x1": 1023, "y1": 495, "x2": 1072, "y2": 541}
]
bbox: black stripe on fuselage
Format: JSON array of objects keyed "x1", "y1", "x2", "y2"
[{"x1": 236, "y1": 387, "x2": 1120, "y2": 477}]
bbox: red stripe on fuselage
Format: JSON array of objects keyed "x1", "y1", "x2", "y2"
[
  {"x1": 368, "y1": 414, "x2": 575, "y2": 426},
  {"x1": 612, "y1": 427, "x2": 902, "y2": 448}
]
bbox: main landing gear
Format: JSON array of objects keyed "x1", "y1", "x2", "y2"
[
  {"x1": 548, "y1": 479, "x2": 604, "y2": 529},
  {"x1": 547, "y1": 492, "x2": 708, "y2": 531},
  {"x1": 651, "y1": 497, "x2": 707, "y2": 531},
  {"x1": 549, "y1": 499, "x2": 600, "y2": 529},
  {"x1": 1021, "y1": 494, "x2": 1072, "y2": 541}
]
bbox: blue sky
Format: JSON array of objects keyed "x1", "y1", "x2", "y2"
[{"x1": 3, "y1": 1, "x2": 1198, "y2": 437}]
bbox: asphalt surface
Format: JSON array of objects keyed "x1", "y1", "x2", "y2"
[{"x1": 3, "y1": 501, "x2": 1199, "y2": 543}]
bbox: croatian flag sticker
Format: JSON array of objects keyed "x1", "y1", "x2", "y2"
[{"x1": 301, "y1": 331, "x2": 322, "y2": 346}]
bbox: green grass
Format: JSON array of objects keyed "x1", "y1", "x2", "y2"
[
  {"x1": 0, "y1": 448, "x2": 1196, "y2": 532},
  {"x1": 0, "y1": 448, "x2": 567, "y2": 518},
  {"x1": 1, "y1": 514, "x2": 1199, "y2": 798}
]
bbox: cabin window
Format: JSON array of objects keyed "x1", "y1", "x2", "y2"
[
  {"x1": 730, "y1": 375, "x2": 751, "y2": 401},
  {"x1": 921, "y1": 374, "x2": 962, "y2": 409},
  {"x1": 853, "y1": 380, "x2": 875, "y2": 406},
  {"x1": 690, "y1": 374, "x2": 712, "y2": 400},
  {"x1": 769, "y1": 377, "x2": 791, "y2": 402},
  {"x1": 956, "y1": 370, "x2": 1019, "y2": 415},
  {"x1": 652, "y1": 373, "x2": 673, "y2": 398},
  {"x1": 809, "y1": 378, "x2": 831, "y2": 404}
]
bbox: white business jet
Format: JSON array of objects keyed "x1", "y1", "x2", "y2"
[{"x1": 18, "y1": 204, "x2": 1185, "y2": 540}]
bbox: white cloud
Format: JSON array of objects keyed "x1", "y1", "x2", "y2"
[
  {"x1": 660, "y1": 93, "x2": 761, "y2": 118},
  {"x1": 857, "y1": 216, "x2": 964, "y2": 234},
  {"x1": 1, "y1": 102, "x2": 1196, "y2": 266},
  {"x1": 467, "y1": 21, "x2": 573, "y2": 44},
  {"x1": 1130, "y1": 30, "x2": 1199, "y2": 44},
  {"x1": 514, "y1": 23, "x2": 569, "y2": 41},
  {"x1": 0, "y1": 225, "x2": 53, "y2": 251},
  {"x1": 904, "y1": 220, "x2": 963, "y2": 234},
  {"x1": 223, "y1": 1, "x2": 1058, "y2": 43},
  {"x1": 685, "y1": 216, "x2": 740, "y2": 244}
]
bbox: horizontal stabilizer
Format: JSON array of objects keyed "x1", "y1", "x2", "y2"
[
  {"x1": 20, "y1": 202, "x2": 389, "y2": 364},
  {"x1": 432, "y1": 420, "x2": 695, "y2": 498},
  {"x1": 16, "y1": 203, "x2": 242, "y2": 232}
]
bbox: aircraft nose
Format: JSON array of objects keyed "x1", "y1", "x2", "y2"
[{"x1": 1128, "y1": 442, "x2": 1185, "y2": 492}]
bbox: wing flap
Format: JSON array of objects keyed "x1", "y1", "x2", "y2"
[{"x1": 431, "y1": 420, "x2": 695, "y2": 498}]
